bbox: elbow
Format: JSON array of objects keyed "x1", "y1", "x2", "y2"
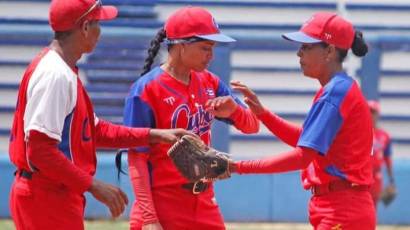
[{"x1": 241, "y1": 119, "x2": 260, "y2": 134}]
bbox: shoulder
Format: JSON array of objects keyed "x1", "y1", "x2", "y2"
[
  {"x1": 321, "y1": 73, "x2": 355, "y2": 105},
  {"x1": 129, "y1": 66, "x2": 164, "y2": 97},
  {"x1": 29, "y1": 50, "x2": 77, "y2": 89}
]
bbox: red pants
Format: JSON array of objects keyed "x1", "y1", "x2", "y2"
[
  {"x1": 129, "y1": 184, "x2": 225, "y2": 230},
  {"x1": 10, "y1": 174, "x2": 85, "y2": 230},
  {"x1": 309, "y1": 189, "x2": 375, "y2": 230}
]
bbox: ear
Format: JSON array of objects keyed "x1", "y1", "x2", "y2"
[
  {"x1": 326, "y1": 45, "x2": 338, "y2": 61},
  {"x1": 79, "y1": 20, "x2": 90, "y2": 37}
]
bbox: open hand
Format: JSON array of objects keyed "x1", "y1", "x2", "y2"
[{"x1": 230, "y1": 80, "x2": 265, "y2": 115}]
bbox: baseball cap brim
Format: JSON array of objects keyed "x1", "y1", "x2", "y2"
[
  {"x1": 196, "y1": 33, "x2": 236, "y2": 43},
  {"x1": 91, "y1": 6, "x2": 118, "y2": 21},
  {"x1": 282, "y1": 31, "x2": 322, "y2": 44}
]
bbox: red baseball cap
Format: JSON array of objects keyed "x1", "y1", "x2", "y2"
[
  {"x1": 368, "y1": 100, "x2": 381, "y2": 113},
  {"x1": 164, "y1": 6, "x2": 235, "y2": 43},
  {"x1": 282, "y1": 12, "x2": 355, "y2": 50},
  {"x1": 49, "y1": 0, "x2": 118, "y2": 32}
]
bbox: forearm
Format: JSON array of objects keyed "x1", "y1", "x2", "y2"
[
  {"x1": 27, "y1": 130, "x2": 93, "y2": 194},
  {"x1": 384, "y1": 156, "x2": 394, "y2": 183},
  {"x1": 95, "y1": 119, "x2": 150, "y2": 148},
  {"x1": 234, "y1": 147, "x2": 317, "y2": 174},
  {"x1": 229, "y1": 105, "x2": 260, "y2": 134},
  {"x1": 257, "y1": 109, "x2": 302, "y2": 147},
  {"x1": 128, "y1": 151, "x2": 158, "y2": 224}
]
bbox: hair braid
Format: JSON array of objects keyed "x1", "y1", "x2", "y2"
[{"x1": 140, "y1": 28, "x2": 166, "y2": 76}]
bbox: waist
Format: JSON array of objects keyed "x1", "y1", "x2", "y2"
[
  {"x1": 15, "y1": 169, "x2": 69, "y2": 191},
  {"x1": 181, "y1": 181, "x2": 211, "y2": 195},
  {"x1": 310, "y1": 180, "x2": 369, "y2": 196}
]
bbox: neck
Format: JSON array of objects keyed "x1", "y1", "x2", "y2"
[
  {"x1": 318, "y1": 63, "x2": 343, "y2": 86},
  {"x1": 162, "y1": 59, "x2": 191, "y2": 85},
  {"x1": 49, "y1": 39, "x2": 82, "y2": 69}
]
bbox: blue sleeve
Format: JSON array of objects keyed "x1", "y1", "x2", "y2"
[
  {"x1": 215, "y1": 79, "x2": 246, "y2": 125},
  {"x1": 123, "y1": 95, "x2": 155, "y2": 153},
  {"x1": 297, "y1": 100, "x2": 343, "y2": 155},
  {"x1": 384, "y1": 140, "x2": 392, "y2": 157}
]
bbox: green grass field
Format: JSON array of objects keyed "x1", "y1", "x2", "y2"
[{"x1": 1, "y1": 219, "x2": 410, "y2": 230}]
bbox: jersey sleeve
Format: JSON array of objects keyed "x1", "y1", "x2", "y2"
[
  {"x1": 123, "y1": 94, "x2": 155, "y2": 153},
  {"x1": 384, "y1": 136, "x2": 393, "y2": 157},
  {"x1": 297, "y1": 100, "x2": 344, "y2": 155},
  {"x1": 214, "y1": 77, "x2": 246, "y2": 124},
  {"x1": 24, "y1": 68, "x2": 76, "y2": 142}
]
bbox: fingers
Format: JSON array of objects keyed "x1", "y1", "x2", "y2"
[
  {"x1": 119, "y1": 188, "x2": 129, "y2": 205},
  {"x1": 110, "y1": 188, "x2": 128, "y2": 218}
]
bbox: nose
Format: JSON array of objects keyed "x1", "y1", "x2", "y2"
[{"x1": 297, "y1": 47, "x2": 302, "y2": 57}]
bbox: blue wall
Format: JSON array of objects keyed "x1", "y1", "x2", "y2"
[{"x1": 1, "y1": 154, "x2": 409, "y2": 224}]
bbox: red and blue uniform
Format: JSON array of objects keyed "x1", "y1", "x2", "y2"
[
  {"x1": 9, "y1": 48, "x2": 150, "y2": 230},
  {"x1": 237, "y1": 72, "x2": 375, "y2": 230},
  {"x1": 297, "y1": 72, "x2": 375, "y2": 229},
  {"x1": 369, "y1": 128, "x2": 392, "y2": 204},
  {"x1": 124, "y1": 66, "x2": 259, "y2": 230}
]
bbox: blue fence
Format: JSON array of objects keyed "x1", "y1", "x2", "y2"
[{"x1": 1, "y1": 154, "x2": 409, "y2": 224}]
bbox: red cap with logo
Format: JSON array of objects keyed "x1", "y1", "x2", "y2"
[
  {"x1": 368, "y1": 100, "x2": 381, "y2": 113},
  {"x1": 282, "y1": 12, "x2": 355, "y2": 50},
  {"x1": 164, "y1": 6, "x2": 235, "y2": 43},
  {"x1": 49, "y1": 0, "x2": 118, "y2": 32}
]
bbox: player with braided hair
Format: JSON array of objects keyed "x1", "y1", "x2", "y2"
[
  {"x1": 120, "y1": 6, "x2": 259, "y2": 230},
  {"x1": 228, "y1": 12, "x2": 375, "y2": 229}
]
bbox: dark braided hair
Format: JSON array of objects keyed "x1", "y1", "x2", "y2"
[{"x1": 140, "y1": 28, "x2": 166, "y2": 76}]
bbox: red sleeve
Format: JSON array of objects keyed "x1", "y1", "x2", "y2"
[
  {"x1": 228, "y1": 105, "x2": 260, "y2": 134},
  {"x1": 236, "y1": 147, "x2": 317, "y2": 174},
  {"x1": 128, "y1": 151, "x2": 158, "y2": 224},
  {"x1": 27, "y1": 130, "x2": 93, "y2": 194},
  {"x1": 257, "y1": 109, "x2": 302, "y2": 147},
  {"x1": 95, "y1": 119, "x2": 150, "y2": 148}
]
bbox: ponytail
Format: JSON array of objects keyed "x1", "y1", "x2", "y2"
[
  {"x1": 140, "y1": 28, "x2": 166, "y2": 76},
  {"x1": 351, "y1": 30, "x2": 368, "y2": 57}
]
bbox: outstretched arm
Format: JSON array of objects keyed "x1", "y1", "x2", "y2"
[
  {"x1": 231, "y1": 80, "x2": 302, "y2": 146},
  {"x1": 231, "y1": 147, "x2": 318, "y2": 174},
  {"x1": 95, "y1": 119, "x2": 193, "y2": 148}
]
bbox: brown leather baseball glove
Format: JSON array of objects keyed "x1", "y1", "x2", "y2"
[
  {"x1": 380, "y1": 184, "x2": 397, "y2": 207},
  {"x1": 167, "y1": 135, "x2": 231, "y2": 182}
]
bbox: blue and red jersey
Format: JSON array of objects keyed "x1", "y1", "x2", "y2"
[
  {"x1": 124, "y1": 66, "x2": 257, "y2": 187},
  {"x1": 299, "y1": 72, "x2": 373, "y2": 188}
]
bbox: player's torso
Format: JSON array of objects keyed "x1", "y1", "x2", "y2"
[
  {"x1": 62, "y1": 80, "x2": 97, "y2": 175},
  {"x1": 9, "y1": 48, "x2": 97, "y2": 174},
  {"x1": 140, "y1": 69, "x2": 219, "y2": 185},
  {"x1": 303, "y1": 75, "x2": 373, "y2": 186}
]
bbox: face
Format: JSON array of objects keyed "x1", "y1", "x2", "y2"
[
  {"x1": 81, "y1": 20, "x2": 101, "y2": 53},
  {"x1": 297, "y1": 43, "x2": 329, "y2": 79},
  {"x1": 370, "y1": 109, "x2": 379, "y2": 126},
  {"x1": 179, "y1": 40, "x2": 215, "y2": 71}
]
